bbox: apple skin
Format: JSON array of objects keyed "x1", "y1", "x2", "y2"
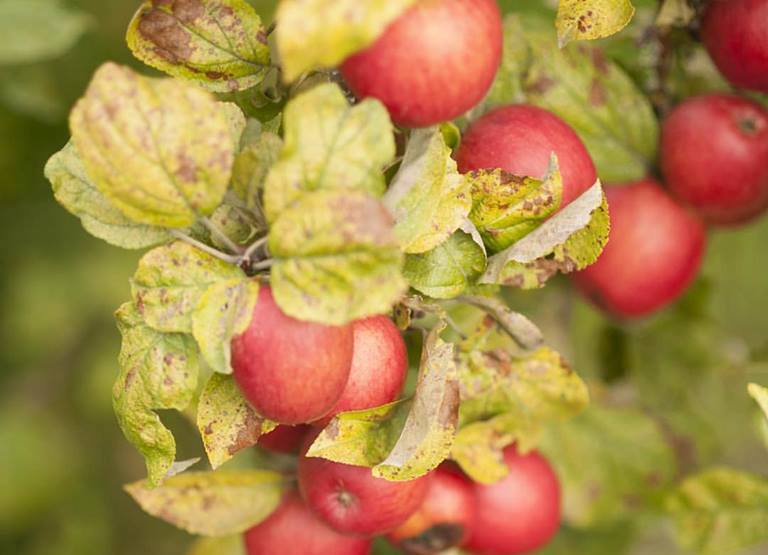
[
  {"x1": 231, "y1": 285, "x2": 354, "y2": 425},
  {"x1": 660, "y1": 93, "x2": 768, "y2": 226},
  {"x1": 456, "y1": 105, "x2": 598, "y2": 208},
  {"x1": 316, "y1": 316, "x2": 408, "y2": 425},
  {"x1": 340, "y1": 0, "x2": 502, "y2": 128},
  {"x1": 298, "y1": 450, "x2": 430, "y2": 536},
  {"x1": 572, "y1": 179, "x2": 706, "y2": 319},
  {"x1": 259, "y1": 425, "x2": 311, "y2": 454},
  {"x1": 386, "y1": 464, "x2": 475, "y2": 554},
  {"x1": 701, "y1": 0, "x2": 768, "y2": 93},
  {"x1": 244, "y1": 491, "x2": 371, "y2": 555},
  {"x1": 464, "y1": 446, "x2": 561, "y2": 555}
]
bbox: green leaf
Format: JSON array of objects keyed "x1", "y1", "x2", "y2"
[
  {"x1": 748, "y1": 383, "x2": 768, "y2": 423},
  {"x1": 269, "y1": 190, "x2": 406, "y2": 325},
  {"x1": 556, "y1": 0, "x2": 635, "y2": 46},
  {"x1": 384, "y1": 128, "x2": 471, "y2": 254},
  {"x1": 276, "y1": 0, "x2": 416, "y2": 81},
  {"x1": 125, "y1": 469, "x2": 284, "y2": 536},
  {"x1": 540, "y1": 405, "x2": 676, "y2": 527},
  {"x1": 666, "y1": 468, "x2": 768, "y2": 555},
  {"x1": 207, "y1": 204, "x2": 260, "y2": 250},
  {"x1": 197, "y1": 374, "x2": 276, "y2": 469},
  {"x1": 232, "y1": 131, "x2": 283, "y2": 210},
  {"x1": 187, "y1": 536, "x2": 246, "y2": 555},
  {"x1": 263, "y1": 83, "x2": 395, "y2": 221},
  {"x1": 308, "y1": 323, "x2": 459, "y2": 481},
  {"x1": 192, "y1": 278, "x2": 259, "y2": 374},
  {"x1": 480, "y1": 181, "x2": 609, "y2": 289},
  {"x1": 126, "y1": 0, "x2": 270, "y2": 92},
  {"x1": 0, "y1": 0, "x2": 91, "y2": 65},
  {"x1": 45, "y1": 141, "x2": 171, "y2": 249},
  {"x1": 458, "y1": 295, "x2": 544, "y2": 350},
  {"x1": 132, "y1": 241, "x2": 245, "y2": 333},
  {"x1": 113, "y1": 302, "x2": 200, "y2": 486},
  {"x1": 403, "y1": 231, "x2": 486, "y2": 300},
  {"x1": 467, "y1": 156, "x2": 562, "y2": 253},
  {"x1": 69, "y1": 63, "x2": 237, "y2": 228}
]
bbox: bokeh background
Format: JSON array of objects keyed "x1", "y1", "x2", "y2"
[{"x1": 1, "y1": 1, "x2": 766, "y2": 554}]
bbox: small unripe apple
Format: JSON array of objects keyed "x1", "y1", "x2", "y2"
[
  {"x1": 259, "y1": 425, "x2": 311, "y2": 454},
  {"x1": 701, "y1": 0, "x2": 768, "y2": 93},
  {"x1": 660, "y1": 93, "x2": 768, "y2": 225},
  {"x1": 231, "y1": 285, "x2": 353, "y2": 425},
  {"x1": 456, "y1": 105, "x2": 598, "y2": 208},
  {"x1": 316, "y1": 316, "x2": 408, "y2": 425},
  {"x1": 464, "y1": 446, "x2": 560, "y2": 555},
  {"x1": 298, "y1": 450, "x2": 430, "y2": 536},
  {"x1": 572, "y1": 179, "x2": 706, "y2": 318},
  {"x1": 340, "y1": 0, "x2": 502, "y2": 128},
  {"x1": 386, "y1": 464, "x2": 475, "y2": 554},
  {"x1": 244, "y1": 491, "x2": 371, "y2": 555}
]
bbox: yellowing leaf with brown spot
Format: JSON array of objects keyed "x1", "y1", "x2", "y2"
[{"x1": 556, "y1": 0, "x2": 635, "y2": 47}]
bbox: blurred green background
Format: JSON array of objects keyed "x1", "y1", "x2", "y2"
[{"x1": 0, "y1": 1, "x2": 766, "y2": 554}]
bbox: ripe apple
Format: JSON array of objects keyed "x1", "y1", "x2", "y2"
[
  {"x1": 701, "y1": 0, "x2": 768, "y2": 93},
  {"x1": 340, "y1": 0, "x2": 502, "y2": 128},
  {"x1": 244, "y1": 491, "x2": 371, "y2": 555},
  {"x1": 464, "y1": 446, "x2": 560, "y2": 555},
  {"x1": 456, "y1": 105, "x2": 598, "y2": 208},
  {"x1": 316, "y1": 316, "x2": 408, "y2": 425},
  {"x1": 660, "y1": 93, "x2": 768, "y2": 225},
  {"x1": 298, "y1": 450, "x2": 430, "y2": 536},
  {"x1": 231, "y1": 285, "x2": 353, "y2": 424},
  {"x1": 572, "y1": 179, "x2": 706, "y2": 318},
  {"x1": 259, "y1": 425, "x2": 311, "y2": 454},
  {"x1": 386, "y1": 464, "x2": 475, "y2": 554}
]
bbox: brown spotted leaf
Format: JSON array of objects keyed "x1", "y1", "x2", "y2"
[
  {"x1": 127, "y1": 0, "x2": 270, "y2": 92},
  {"x1": 196, "y1": 374, "x2": 276, "y2": 469},
  {"x1": 125, "y1": 469, "x2": 284, "y2": 535},
  {"x1": 69, "y1": 63, "x2": 237, "y2": 228},
  {"x1": 556, "y1": 0, "x2": 635, "y2": 46}
]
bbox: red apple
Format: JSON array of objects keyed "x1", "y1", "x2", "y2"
[
  {"x1": 386, "y1": 464, "x2": 475, "y2": 554},
  {"x1": 231, "y1": 285, "x2": 353, "y2": 424},
  {"x1": 244, "y1": 491, "x2": 371, "y2": 555},
  {"x1": 701, "y1": 0, "x2": 768, "y2": 93},
  {"x1": 456, "y1": 105, "x2": 598, "y2": 208},
  {"x1": 298, "y1": 451, "x2": 430, "y2": 536},
  {"x1": 660, "y1": 93, "x2": 768, "y2": 225},
  {"x1": 465, "y1": 446, "x2": 561, "y2": 555},
  {"x1": 340, "y1": 0, "x2": 502, "y2": 128},
  {"x1": 317, "y1": 316, "x2": 408, "y2": 425},
  {"x1": 259, "y1": 425, "x2": 311, "y2": 454},
  {"x1": 572, "y1": 179, "x2": 706, "y2": 318}
]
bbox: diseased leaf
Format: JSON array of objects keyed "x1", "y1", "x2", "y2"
[
  {"x1": 131, "y1": 241, "x2": 244, "y2": 333},
  {"x1": 556, "y1": 0, "x2": 635, "y2": 46},
  {"x1": 45, "y1": 141, "x2": 171, "y2": 249},
  {"x1": 458, "y1": 295, "x2": 544, "y2": 350},
  {"x1": 403, "y1": 231, "x2": 486, "y2": 300},
  {"x1": 276, "y1": 0, "x2": 416, "y2": 81},
  {"x1": 269, "y1": 190, "x2": 406, "y2": 325},
  {"x1": 125, "y1": 469, "x2": 284, "y2": 536},
  {"x1": 540, "y1": 405, "x2": 676, "y2": 527},
  {"x1": 126, "y1": 0, "x2": 270, "y2": 92},
  {"x1": 0, "y1": 0, "x2": 91, "y2": 65},
  {"x1": 192, "y1": 278, "x2": 259, "y2": 374},
  {"x1": 113, "y1": 302, "x2": 199, "y2": 486},
  {"x1": 467, "y1": 156, "x2": 562, "y2": 253},
  {"x1": 263, "y1": 83, "x2": 394, "y2": 221},
  {"x1": 208, "y1": 204, "x2": 259, "y2": 250},
  {"x1": 666, "y1": 468, "x2": 768, "y2": 555},
  {"x1": 187, "y1": 535, "x2": 246, "y2": 555},
  {"x1": 385, "y1": 128, "x2": 471, "y2": 254},
  {"x1": 480, "y1": 181, "x2": 609, "y2": 289},
  {"x1": 197, "y1": 374, "x2": 276, "y2": 469},
  {"x1": 232, "y1": 131, "x2": 283, "y2": 210},
  {"x1": 69, "y1": 63, "x2": 236, "y2": 228}
]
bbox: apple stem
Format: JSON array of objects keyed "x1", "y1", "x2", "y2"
[
  {"x1": 200, "y1": 216, "x2": 246, "y2": 255},
  {"x1": 250, "y1": 258, "x2": 274, "y2": 272},
  {"x1": 241, "y1": 236, "x2": 269, "y2": 264},
  {"x1": 169, "y1": 230, "x2": 242, "y2": 265}
]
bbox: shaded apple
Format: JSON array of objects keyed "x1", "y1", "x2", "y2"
[
  {"x1": 259, "y1": 425, "x2": 311, "y2": 454},
  {"x1": 572, "y1": 179, "x2": 706, "y2": 318},
  {"x1": 244, "y1": 491, "x2": 371, "y2": 555},
  {"x1": 386, "y1": 464, "x2": 475, "y2": 554},
  {"x1": 456, "y1": 105, "x2": 597, "y2": 208},
  {"x1": 340, "y1": 0, "x2": 502, "y2": 128},
  {"x1": 660, "y1": 93, "x2": 768, "y2": 225},
  {"x1": 465, "y1": 446, "x2": 560, "y2": 555},
  {"x1": 231, "y1": 285, "x2": 353, "y2": 424},
  {"x1": 701, "y1": 0, "x2": 768, "y2": 93}
]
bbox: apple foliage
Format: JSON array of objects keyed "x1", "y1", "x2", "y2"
[{"x1": 35, "y1": 0, "x2": 768, "y2": 554}]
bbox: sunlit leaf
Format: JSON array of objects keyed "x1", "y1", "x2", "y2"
[{"x1": 556, "y1": 0, "x2": 635, "y2": 46}]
